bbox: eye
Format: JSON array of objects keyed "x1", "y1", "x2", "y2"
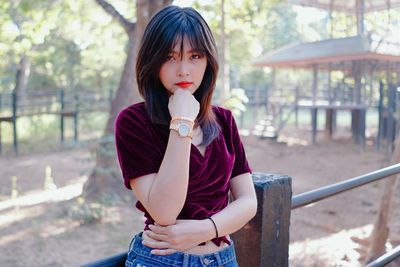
[
  {"x1": 166, "y1": 54, "x2": 175, "y2": 61},
  {"x1": 191, "y1": 54, "x2": 204, "y2": 60}
]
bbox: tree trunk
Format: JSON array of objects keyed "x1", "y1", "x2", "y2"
[
  {"x1": 364, "y1": 136, "x2": 400, "y2": 263},
  {"x1": 83, "y1": 0, "x2": 171, "y2": 201},
  {"x1": 15, "y1": 55, "x2": 31, "y2": 111}
]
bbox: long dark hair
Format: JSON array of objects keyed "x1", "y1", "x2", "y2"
[{"x1": 136, "y1": 5, "x2": 220, "y2": 146}]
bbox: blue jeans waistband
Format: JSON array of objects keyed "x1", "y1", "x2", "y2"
[{"x1": 126, "y1": 232, "x2": 238, "y2": 267}]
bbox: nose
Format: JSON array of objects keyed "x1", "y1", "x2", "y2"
[{"x1": 177, "y1": 61, "x2": 190, "y2": 77}]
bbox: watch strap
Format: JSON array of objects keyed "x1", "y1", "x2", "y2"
[{"x1": 169, "y1": 121, "x2": 193, "y2": 138}]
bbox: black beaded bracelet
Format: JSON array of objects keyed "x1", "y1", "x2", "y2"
[{"x1": 206, "y1": 216, "x2": 219, "y2": 239}]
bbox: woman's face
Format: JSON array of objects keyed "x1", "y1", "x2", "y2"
[{"x1": 159, "y1": 36, "x2": 207, "y2": 96}]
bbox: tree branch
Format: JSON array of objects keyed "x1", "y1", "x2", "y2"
[{"x1": 95, "y1": 0, "x2": 135, "y2": 34}]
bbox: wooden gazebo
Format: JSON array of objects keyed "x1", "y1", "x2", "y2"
[
  {"x1": 253, "y1": 35, "x2": 400, "y2": 71},
  {"x1": 253, "y1": 0, "x2": 400, "y2": 148}
]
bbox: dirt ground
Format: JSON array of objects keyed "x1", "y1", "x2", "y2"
[{"x1": 0, "y1": 126, "x2": 399, "y2": 267}]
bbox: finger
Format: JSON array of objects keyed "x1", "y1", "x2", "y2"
[
  {"x1": 149, "y1": 224, "x2": 169, "y2": 234},
  {"x1": 143, "y1": 231, "x2": 159, "y2": 242},
  {"x1": 150, "y1": 249, "x2": 177, "y2": 256},
  {"x1": 142, "y1": 239, "x2": 170, "y2": 249},
  {"x1": 145, "y1": 230, "x2": 167, "y2": 241}
]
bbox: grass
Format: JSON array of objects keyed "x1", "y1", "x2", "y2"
[{"x1": 0, "y1": 112, "x2": 108, "y2": 155}]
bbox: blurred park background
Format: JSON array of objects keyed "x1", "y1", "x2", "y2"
[{"x1": 0, "y1": 0, "x2": 399, "y2": 266}]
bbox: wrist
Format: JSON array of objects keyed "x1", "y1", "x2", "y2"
[
  {"x1": 170, "y1": 119, "x2": 194, "y2": 139},
  {"x1": 170, "y1": 116, "x2": 195, "y2": 124},
  {"x1": 201, "y1": 218, "x2": 217, "y2": 241}
]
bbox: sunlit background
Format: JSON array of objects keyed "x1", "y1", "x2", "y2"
[{"x1": 1, "y1": 0, "x2": 399, "y2": 266}]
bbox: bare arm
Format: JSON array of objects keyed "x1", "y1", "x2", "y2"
[
  {"x1": 143, "y1": 172, "x2": 257, "y2": 255},
  {"x1": 129, "y1": 89, "x2": 199, "y2": 226},
  {"x1": 130, "y1": 130, "x2": 192, "y2": 226},
  {"x1": 208, "y1": 172, "x2": 257, "y2": 237}
]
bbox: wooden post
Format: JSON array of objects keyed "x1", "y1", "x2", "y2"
[
  {"x1": 356, "y1": 0, "x2": 365, "y2": 35},
  {"x1": 108, "y1": 88, "x2": 113, "y2": 108},
  {"x1": 311, "y1": 65, "x2": 318, "y2": 144},
  {"x1": 312, "y1": 65, "x2": 318, "y2": 105},
  {"x1": 74, "y1": 92, "x2": 79, "y2": 141},
  {"x1": 326, "y1": 109, "x2": 334, "y2": 138},
  {"x1": 233, "y1": 173, "x2": 292, "y2": 267},
  {"x1": 325, "y1": 64, "x2": 335, "y2": 139},
  {"x1": 376, "y1": 80, "x2": 384, "y2": 151},
  {"x1": 60, "y1": 89, "x2": 65, "y2": 142},
  {"x1": 352, "y1": 60, "x2": 363, "y2": 144},
  {"x1": 387, "y1": 84, "x2": 397, "y2": 153},
  {"x1": 12, "y1": 91, "x2": 18, "y2": 154},
  {"x1": 311, "y1": 108, "x2": 318, "y2": 144},
  {"x1": 358, "y1": 109, "x2": 366, "y2": 149}
]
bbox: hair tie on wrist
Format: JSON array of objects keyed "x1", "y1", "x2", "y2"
[{"x1": 206, "y1": 216, "x2": 219, "y2": 239}]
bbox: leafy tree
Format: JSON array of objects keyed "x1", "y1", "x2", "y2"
[
  {"x1": 0, "y1": 0, "x2": 129, "y2": 94},
  {"x1": 82, "y1": 0, "x2": 172, "y2": 201},
  {"x1": 191, "y1": 1, "x2": 301, "y2": 96}
]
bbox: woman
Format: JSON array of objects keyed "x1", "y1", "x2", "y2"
[{"x1": 115, "y1": 5, "x2": 257, "y2": 267}]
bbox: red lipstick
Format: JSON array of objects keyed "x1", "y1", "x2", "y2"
[{"x1": 175, "y1": 81, "x2": 193, "y2": 88}]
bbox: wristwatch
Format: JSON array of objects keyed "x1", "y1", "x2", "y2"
[{"x1": 170, "y1": 121, "x2": 193, "y2": 138}]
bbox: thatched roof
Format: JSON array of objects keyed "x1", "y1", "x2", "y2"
[
  {"x1": 288, "y1": 0, "x2": 400, "y2": 13},
  {"x1": 253, "y1": 35, "x2": 400, "y2": 71}
]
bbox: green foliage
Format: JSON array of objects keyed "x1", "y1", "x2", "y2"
[
  {"x1": 221, "y1": 88, "x2": 249, "y2": 117},
  {"x1": 192, "y1": 1, "x2": 301, "y2": 94},
  {"x1": 0, "y1": 112, "x2": 108, "y2": 155},
  {"x1": 0, "y1": 0, "x2": 130, "y2": 93}
]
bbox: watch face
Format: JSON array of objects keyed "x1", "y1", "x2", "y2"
[{"x1": 178, "y1": 124, "x2": 191, "y2": 136}]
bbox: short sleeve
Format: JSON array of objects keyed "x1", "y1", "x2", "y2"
[
  {"x1": 114, "y1": 106, "x2": 162, "y2": 189},
  {"x1": 228, "y1": 110, "x2": 252, "y2": 179}
]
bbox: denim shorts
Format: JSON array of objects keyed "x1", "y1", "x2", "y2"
[{"x1": 125, "y1": 232, "x2": 239, "y2": 267}]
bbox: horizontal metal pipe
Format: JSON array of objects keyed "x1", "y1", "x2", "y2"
[
  {"x1": 292, "y1": 164, "x2": 400, "y2": 209},
  {"x1": 365, "y1": 244, "x2": 400, "y2": 267}
]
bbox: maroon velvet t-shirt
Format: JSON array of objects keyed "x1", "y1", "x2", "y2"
[{"x1": 114, "y1": 102, "x2": 252, "y2": 246}]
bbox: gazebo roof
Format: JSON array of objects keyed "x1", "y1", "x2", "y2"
[
  {"x1": 288, "y1": 0, "x2": 400, "y2": 13},
  {"x1": 253, "y1": 35, "x2": 400, "y2": 71}
]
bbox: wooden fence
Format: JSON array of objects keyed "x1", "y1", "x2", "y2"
[{"x1": 0, "y1": 89, "x2": 113, "y2": 153}]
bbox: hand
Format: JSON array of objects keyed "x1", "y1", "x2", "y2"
[
  {"x1": 142, "y1": 219, "x2": 212, "y2": 255},
  {"x1": 168, "y1": 89, "x2": 200, "y2": 121}
]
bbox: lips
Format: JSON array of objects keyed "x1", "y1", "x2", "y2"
[{"x1": 175, "y1": 81, "x2": 193, "y2": 88}]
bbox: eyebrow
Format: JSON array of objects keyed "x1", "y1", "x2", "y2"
[{"x1": 169, "y1": 49, "x2": 203, "y2": 54}]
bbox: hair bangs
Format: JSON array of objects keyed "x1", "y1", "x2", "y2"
[{"x1": 167, "y1": 13, "x2": 211, "y2": 56}]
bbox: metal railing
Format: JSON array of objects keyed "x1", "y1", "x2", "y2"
[
  {"x1": 291, "y1": 163, "x2": 400, "y2": 266},
  {"x1": 365, "y1": 244, "x2": 400, "y2": 267},
  {"x1": 292, "y1": 164, "x2": 400, "y2": 209}
]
